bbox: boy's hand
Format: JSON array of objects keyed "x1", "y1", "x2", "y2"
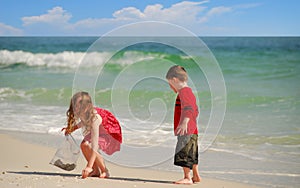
[
  {"x1": 176, "y1": 117, "x2": 190, "y2": 136},
  {"x1": 176, "y1": 124, "x2": 188, "y2": 135}
]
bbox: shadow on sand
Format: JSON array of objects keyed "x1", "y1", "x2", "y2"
[{"x1": 7, "y1": 171, "x2": 173, "y2": 184}]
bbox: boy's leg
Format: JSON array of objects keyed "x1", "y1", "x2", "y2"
[
  {"x1": 174, "y1": 135, "x2": 194, "y2": 184},
  {"x1": 192, "y1": 164, "x2": 201, "y2": 183},
  {"x1": 175, "y1": 167, "x2": 193, "y2": 185},
  {"x1": 190, "y1": 134, "x2": 201, "y2": 183}
]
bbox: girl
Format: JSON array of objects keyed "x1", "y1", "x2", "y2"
[{"x1": 63, "y1": 91, "x2": 122, "y2": 179}]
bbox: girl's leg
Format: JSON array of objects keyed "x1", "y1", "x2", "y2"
[
  {"x1": 192, "y1": 164, "x2": 201, "y2": 183},
  {"x1": 174, "y1": 167, "x2": 193, "y2": 185},
  {"x1": 80, "y1": 141, "x2": 108, "y2": 177},
  {"x1": 80, "y1": 141, "x2": 100, "y2": 176}
]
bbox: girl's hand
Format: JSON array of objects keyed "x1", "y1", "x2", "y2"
[
  {"x1": 61, "y1": 124, "x2": 78, "y2": 135},
  {"x1": 81, "y1": 167, "x2": 93, "y2": 179},
  {"x1": 61, "y1": 127, "x2": 67, "y2": 135},
  {"x1": 61, "y1": 127, "x2": 71, "y2": 135}
]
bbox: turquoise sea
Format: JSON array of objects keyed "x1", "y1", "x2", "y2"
[{"x1": 0, "y1": 37, "x2": 299, "y2": 187}]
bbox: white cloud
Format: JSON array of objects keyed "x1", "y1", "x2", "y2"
[
  {"x1": 0, "y1": 22, "x2": 23, "y2": 36},
  {"x1": 142, "y1": 1, "x2": 207, "y2": 23},
  {"x1": 207, "y1": 6, "x2": 232, "y2": 16},
  {"x1": 110, "y1": 1, "x2": 208, "y2": 23},
  {"x1": 11, "y1": 1, "x2": 259, "y2": 36},
  {"x1": 67, "y1": 1, "x2": 210, "y2": 34},
  {"x1": 91, "y1": 1, "x2": 208, "y2": 24},
  {"x1": 113, "y1": 7, "x2": 145, "y2": 20},
  {"x1": 199, "y1": 6, "x2": 232, "y2": 23},
  {"x1": 233, "y1": 3, "x2": 261, "y2": 9},
  {"x1": 22, "y1": 6, "x2": 72, "y2": 26}
]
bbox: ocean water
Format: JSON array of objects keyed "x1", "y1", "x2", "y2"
[{"x1": 0, "y1": 37, "x2": 299, "y2": 187}]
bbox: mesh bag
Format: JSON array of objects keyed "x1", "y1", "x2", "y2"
[{"x1": 50, "y1": 135, "x2": 80, "y2": 171}]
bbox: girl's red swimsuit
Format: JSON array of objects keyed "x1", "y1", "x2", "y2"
[{"x1": 84, "y1": 107, "x2": 122, "y2": 155}]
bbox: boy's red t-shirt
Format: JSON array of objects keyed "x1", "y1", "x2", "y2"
[{"x1": 174, "y1": 87, "x2": 199, "y2": 135}]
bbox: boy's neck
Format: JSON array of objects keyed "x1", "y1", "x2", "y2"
[{"x1": 176, "y1": 82, "x2": 188, "y2": 91}]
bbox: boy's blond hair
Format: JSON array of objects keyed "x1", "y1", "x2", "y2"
[{"x1": 166, "y1": 65, "x2": 188, "y2": 82}]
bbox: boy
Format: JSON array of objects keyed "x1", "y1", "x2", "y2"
[{"x1": 166, "y1": 65, "x2": 201, "y2": 185}]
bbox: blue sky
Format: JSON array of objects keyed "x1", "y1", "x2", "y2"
[{"x1": 0, "y1": 0, "x2": 299, "y2": 36}]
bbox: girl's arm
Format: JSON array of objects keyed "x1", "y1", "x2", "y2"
[{"x1": 75, "y1": 121, "x2": 83, "y2": 129}]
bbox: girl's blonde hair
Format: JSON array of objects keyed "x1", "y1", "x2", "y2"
[
  {"x1": 165, "y1": 65, "x2": 188, "y2": 82},
  {"x1": 66, "y1": 91, "x2": 95, "y2": 134}
]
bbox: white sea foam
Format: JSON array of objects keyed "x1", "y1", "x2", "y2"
[
  {"x1": 201, "y1": 170, "x2": 300, "y2": 177},
  {"x1": 0, "y1": 50, "x2": 161, "y2": 68},
  {"x1": 0, "y1": 103, "x2": 66, "y2": 134},
  {"x1": 0, "y1": 50, "x2": 84, "y2": 68},
  {"x1": 208, "y1": 147, "x2": 266, "y2": 161},
  {"x1": 0, "y1": 87, "x2": 29, "y2": 101}
]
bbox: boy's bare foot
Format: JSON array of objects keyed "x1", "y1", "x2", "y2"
[
  {"x1": 174, "y1": 178, "x2": 193, "y2": 185},
  {"x1": 192, "y1": 175, "x2": 201, "y2": 183},
  {"x1": 99, "y1": 169, "x2": 110, "y2": 178}
]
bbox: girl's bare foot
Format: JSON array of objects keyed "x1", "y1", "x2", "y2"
[
  {"x1": 81, "y1": 167, "x2": 93, "y2": 179},
  {"x1": 87, "y1": 166, "x2": 99, "y2": 177},
  {"x1": 174, "y1": 178, "x2": 193, "y2": 185},
  {"x1": 99, "y1": 169, "x2": 110, "y2": 178},
  {"x1": 89, "y1": 171, "x2": 100, "y2": 177},
  {"x1": 192, "y1": 175, "x2": 201, "y2": 183}
]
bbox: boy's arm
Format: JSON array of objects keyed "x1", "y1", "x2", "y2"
[{"x1": 180, "y1": 91, "x2": 194, "y2": 123}]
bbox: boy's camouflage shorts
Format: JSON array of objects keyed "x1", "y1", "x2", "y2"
[{"x1": 174, "y1": 134, "x2": 198, "y2": 169}]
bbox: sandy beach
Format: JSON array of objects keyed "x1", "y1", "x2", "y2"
[{"x1": 0, "y1": 132, "x2": 262, "y2": 188}]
